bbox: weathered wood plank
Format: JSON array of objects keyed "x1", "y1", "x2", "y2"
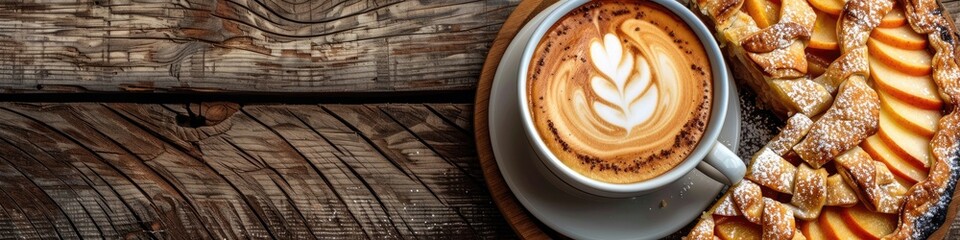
[
  {"x1": 319, "y1": 104, "x2": 482, "y2": 236},
  {"x1": 0, "y1": 0, "x2": 519, "y2": 94},
  {"x1": 424, "y1": 103, "x2": 472, "y2": 134},
  {"x1": 0, "y1": 105, "x2": 203, "y2": 239},
  {"x1": 330, "y1": 104, "x2": 506, "y2": 235},
  {"x1": 0, "y1": 135, "x2": 119, "y2": 239},
  {"x1": 0, "y1": 103, "x2": 512, "y2": 238}
]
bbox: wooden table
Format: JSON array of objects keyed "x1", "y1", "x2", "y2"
[{"x1": 0, "y1": 0, "x2": 959, "y2": 239}]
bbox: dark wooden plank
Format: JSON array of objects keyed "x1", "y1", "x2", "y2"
[
  {"x1": 0, "y1": 134, "x2": 119, "y2": 239},
  {"x1": 944, "y1": 0, "x2": 960, "y2": 27},
  {"x1": 424, "y1": 103, "x2": 473, "y2": 133},
  {"x1": 319, "y1": 104, "x2": 488, "y2": 237},
  {"x1": 0, "y1": 104, "x2": 206, "y2": 239},
  {"x1": 0, "y1": 102, "x2": 512, "y2": 238},
  {"x1": 330, "y1": 104, "x2": 509, "y2": 235},
  {"x1": 238, "y1": 105, "x2": 414, "y2": 238},
  {"x1": 0, "y1": 0, "x2": 519, "y2": 94}
]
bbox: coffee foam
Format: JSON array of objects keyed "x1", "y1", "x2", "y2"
[{"x1": 527, "y1": 0, "x2": 713, "y2": 183}]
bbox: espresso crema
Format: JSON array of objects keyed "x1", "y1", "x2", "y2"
[{"x1": 527, "y1": 0, "x2": 713, "y2": 183}]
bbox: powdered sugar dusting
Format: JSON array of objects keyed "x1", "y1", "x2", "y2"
[
  {"x1": 714, "y1": 194, "x2": 740, "y2": 216},
  {"x1": 814, "y1": 47, "x2": 869, "y2": 94},
  {"x1": 746, "y1": 148, "x2": 796, "y2": 193},
  {"x1": 761, "y1": 198, "x2": 795, "y2": 239},
  {"x1": 825, "y1": 174, "x2": 859, "y2": 206},
  {"x1": 835, "y1": 147, "x2": 907, "y2": 213},
  {"x1": 686, "y1": 213, "x2": 716, "y2": 239},
  {"x1": 763, "y1": 114, "x2": 813, "y2": 155},
  {"x1": 747, "y1": 42, "x2": 807, "y2": 78},
  {"x1": 779, "y1": 0, "x2": 816, "y2": 31},
  {"x1": 790, "y1": 164, "x2": 826, "y2": 219},
  {"x1": 793, "y1": 76, "x2": 879, "y2": 168},
  {"x1": 733, "y1": 180, "x2": 764, "y2": 224},
  {"x1": 838, "y1": 0, "x2": 894, "y2": 51}
]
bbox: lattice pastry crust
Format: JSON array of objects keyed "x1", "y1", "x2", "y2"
[{"x1": 687, "y1": 0, "x2": 960, "y2": 238}]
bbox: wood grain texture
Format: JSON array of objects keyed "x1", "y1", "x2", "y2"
[
  {"x1": 0, "y1": 102, "x2": 512, "y2": 239},
  {"x1": 0, "y1": 0, "x2": 520, "y2": 94}
]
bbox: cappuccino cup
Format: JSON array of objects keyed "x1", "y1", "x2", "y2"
[{"x1": 518, "y1": 0, "x2": 745, "y2": 198}]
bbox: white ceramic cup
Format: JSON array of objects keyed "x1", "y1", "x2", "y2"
[{"x1": 517, "y1": 0, "x2": 746, "y2": 198}]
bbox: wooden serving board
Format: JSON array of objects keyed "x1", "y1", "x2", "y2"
[{"x1": 474, "y1": 0, "x2": 960, "y2": 239}]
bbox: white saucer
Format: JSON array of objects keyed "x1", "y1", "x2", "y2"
[{"x1": 487, "y1": 8, "x2": 742, "y2": 239}]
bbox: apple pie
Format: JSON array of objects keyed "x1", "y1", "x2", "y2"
[{"x1": 687, "y1": 0, "x2": 960, "y2": 238}]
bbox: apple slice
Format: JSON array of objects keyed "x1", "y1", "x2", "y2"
[
  {"x1": 841, "y1": 204, "x2": 897, "y2": 239},
  {"x1": 800, "y1": 220, "x2": 828, "y2": 239},
  {"x1": 809, "y1": 0, "x2": 844, "y2": 15},
  {"x1": 878, "y1": 91, "x2": 941, "y2": 138},
  {"x1": 870, "y1": 57, "x2": 944, "y2": 110},
  {"x1": 879, "y1": 7, "x2": 906, "y2": 28},
  {"x1": 820, "y1": 208, "x2": 860, "y2": 239},
  {"x1": 810, "y1": 10, "x2": 839, "y2": 50},
  {"x1": 861, "y1": 135, "x2": 927, "y2": 184},
  {"x1": 745, "y1": 0, "x2": 781, "y2": 28},
  {"x1": 877, "y1": 109, "x2": 933, "y2": 168},
  {"x1": 867, "y1": 37, "x2": 932, "y2": 76},
  {"x1": 716, "y1": 216, "x2": 762, "y2": 240},
  {"x1": 871, "y1": 24, "x2": 927, "y2": 50}
]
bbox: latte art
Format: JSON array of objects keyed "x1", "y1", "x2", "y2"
[
  {"x1": 589, "y1": 33, "x2": 660, "y2": 133},
  {"x1": 527, "y1": 0, "x2": 713, "y2": 183}
]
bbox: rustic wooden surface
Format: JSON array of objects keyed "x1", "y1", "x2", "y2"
[
  {"x1": 0, "y1": 0, "x2": 520, "y2": 94},
  {"x1": 0, "y1": 102, "x2": 514, "y2": 238},
  {"x1": 0, "y1": 0, "x2": 959, "y2": 239}
]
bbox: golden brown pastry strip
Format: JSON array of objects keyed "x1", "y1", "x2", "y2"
[
  {"x1": 768, "y1": 78, "x2": 833, "y2": 116},
  {"x1": 929, "y1": 32, "x2": 960, "y2": 105},
  {"x1": 763, "y1": 114, "x2": 814, "y2": 156},
  {"x1": 747, "y1": 42, "x2": 809, "y2": 78},
  {"x1": 834, "y1": 147, "x2": 907, "y2": 214},
  {"x1": 734, "y1": 180, "x2": 765, "y2": 224},
  {"x1": 687, "y1": 213, "x2": 718, "y2": 240},
  {"x1": 696, "y1": 0, "x2": 746, "y2": 27},
  {"x1": 825, "y1": 174, "x2": 859, "y2": 206},
  {"x1": 778, "y1": 0, "x2": 816, "y2": 30},
  {"x1": 742, "y1": 23, "x2": 810, "y2": 53},
  {"x1": 793, "y1": 76, "x2": 880, "y2": 168},
  {"x1": 812, "y1": 47, "x2": 869, "y2": 94},
  {"x1": 762, "y1": 198, "x2": 796, "y2": 240},
  {"x1": 746, "y1": 148, "x2": 797, "y2": 193},
  {"x1": 712, "y1": 191, "x2": 741, "y2": 216},
  {"x1": 790, "y1": 164, "x2": 827, "y2": 220},
  {"x1": 837, "y1": 0, "x2": 895, "y2": 52}
]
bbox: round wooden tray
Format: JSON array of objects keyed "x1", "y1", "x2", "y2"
[{"x1": 473, "y1": 0, "x2": 960, "y2": 238}]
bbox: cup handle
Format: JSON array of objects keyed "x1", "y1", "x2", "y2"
[{"x1": 696, "y1": 142, "x2": 746, "y2": 185}]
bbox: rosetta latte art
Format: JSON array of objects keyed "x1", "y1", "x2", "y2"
[
  {"x1": 589, "y1": 33, "x2": 660, "y2": 133},
  {"x1": 527, "y1": 0, "x2": 712, "y2": 183}
]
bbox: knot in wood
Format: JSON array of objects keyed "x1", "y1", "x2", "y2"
[{"x1": 177, "y1": 102, "x2": 239, "y2": 128}]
